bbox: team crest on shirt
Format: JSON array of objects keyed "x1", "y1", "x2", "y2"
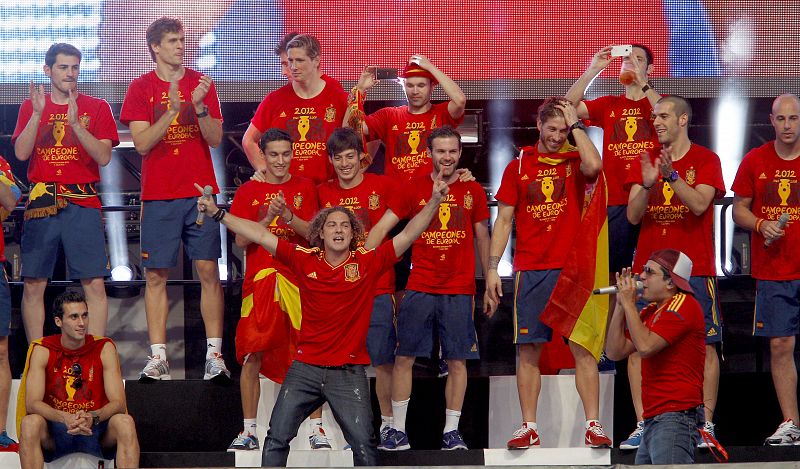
[
  {"x1": 79, "y1": 113, "x2": 91, "y2": 128},
  {"x1": 464, "y1": 192, "x2": 473, "y2": 210},
  {"x1": 324, "y1": 105, "x2": 337, "y2": 123},
  {"x1": 293, "y1": 194, "x2": 303, "y2": 209},
  {"x1": 344, "y1": 263, "x2": 360, "y2": 282},
  {"x1": 368, "y1": 192, "x2": 380, "y2": 210},
  {"x1": 685, "y1": 168, "x2": 696, "y2": 185}
]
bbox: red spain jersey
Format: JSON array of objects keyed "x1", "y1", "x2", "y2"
[
  {"x1": 732, "y1": 141, "x2": 800, "y2": 280},
  {"x1": 230, "y1": 177, "x2": 319, "y2": 282},
  {"x1": 494, "y1": 148, "x2": 586, "y2": 271},
  {"x1": 250, "y1": 82, "x2": 348, "y2": 185},
  {"x1": 275, "y1": 240, "x2": 397, "y2": 366},
  {"x1": 626, "y1": 144, "x2": 725, "y2": 277},
  {"x1": 365, "y1": 102, "x2": 463, "y2": 181},
  {"x1": 388, "y1": 176, "x2": 489, "y2": 294},
  {"x1": 584, "y1": 95, "x2": 659, "y2": 206},
  {"x1": 120, "y1": 69, "x2": 222, "y2": 201},
  {"x1": 317, "y1": 173, "x2": 397, "y2": 295}
]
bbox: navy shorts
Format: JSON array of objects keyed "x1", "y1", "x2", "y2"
[
  {"x1": 140, "y1": 198, "x2": 221, "y2": 268},
  {"x1": 367, "y1": 294, "x2": 396, "y2": 366},
  {"x1": 689, "y1": 276, "x2": 723, "y2": 344},
  {"x1": 0, "y1": 270, "x2": 9, "y2": 337},
  {"x1": 44, "y1": 420, "x2": 114, "y2": 463},
  {"x1": 513, "y1": 270, "x2": 560, "y2": 344},
  {"x1": 21, "y1": 203, "x2": 109, "y2": 280},
  {"x1": 396, "y1": 291, "x2": 479, "y2": 360},
  {"x1": 753, "y1": 280, "x2": 800, "y2": 337},
  {"x1": 608, "y1": 205, "x2": 640, "y2": 273}
]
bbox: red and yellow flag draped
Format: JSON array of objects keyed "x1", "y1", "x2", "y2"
[{"x1": 540, "y1": 172, "x2": 609, "y2": 361}]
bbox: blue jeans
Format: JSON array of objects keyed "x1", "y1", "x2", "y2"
[
  {"x1": 261, "y1": 361, "x2": 377, "y2": 467},
  {"x1": 636, "y1": 406, "x2": 702, "y2": 464}
]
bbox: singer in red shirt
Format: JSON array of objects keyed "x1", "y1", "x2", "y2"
[{"x1": 732, "y1": 93, "x2": 800, "y2": 445}]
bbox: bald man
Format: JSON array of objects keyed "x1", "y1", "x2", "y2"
[{"x1": 732, "y1": 94, "x2": 800, "y2": 446}]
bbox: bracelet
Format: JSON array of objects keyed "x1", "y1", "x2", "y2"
[
  {"x1": 641, "y1": 182, "x2": 654, "y2": 190},
  {"x1": 285, "y1": 210, "x2": 294, "y2": 223},
  {"x1": 755, "y1": 218, "x2": 764, "y2": 234},
  {"x1": 641, "y1": 84, "x2": 651, "y2": 93},
  {"x1": 212, "y1": 208, "x2": 226, "y2": 222}
]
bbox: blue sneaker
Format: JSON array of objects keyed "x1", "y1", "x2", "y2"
[
  {"x1": 379, "y1": 428, "x2": 410, "y2": 451},
  {"x1": 597, "y1": 352, "x2": 616, "y2": 374},
  {"x1": 442, "y1": 429, "x2": 468, "y2": 450},
  {"x1": 227, "y1": 432, "x2": 259, "y2": 451},
  {"x1": 619, "y1": 421, "x2": 644, "y2": 450},
  {"x1": 0, "y1": 431, "x2": 18, "y2": 452}
]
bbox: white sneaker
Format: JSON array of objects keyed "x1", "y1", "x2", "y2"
[
  {"x1": 765, "y1": 419, "x2": 800, "y2": 446},
  {"x1": 204, "y1": 352, "x2": 232, "y2": 382},
  {"x1": 698, "y1": 421, "x2": 716, "y2": 448},
  {"x1": 139, "y1": 355, "x2": 171, "y2": 382},
  {"x1": 309, "y1": 426, "x2": 332, "y2": 449}
]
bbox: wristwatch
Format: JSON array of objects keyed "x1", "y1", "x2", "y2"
[
  {"x1": 569, "y1": 121, "x2": 587, "y2": 133},
  {"x1": 641, "y1": 84, "x2": 651, "y2": 93},
  {"x1": 196, "y1": 106, "x2": 209, "y2": 118},
  {"x1": 663, "y1": 170, "x2": 679, "y2": 183},
  {"x1": 89, "y1": 411, "x2": 100, "y2": 427}
]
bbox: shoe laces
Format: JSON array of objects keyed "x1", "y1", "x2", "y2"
[
  {"x1": 144, "y1": 355, "x2": 166, "y2": 368},
  {"x1": 703, "y1": 421, "x2": 715, "y2": 434},
  {"x1": 207, "y1": 353, "x2": 226, "y2": 367},
  {"x1": 628, "y1": 422, "x2": 644, "y2": 438},
  {"x1": 587, "y1": 422, "x2": 607, "y2": 436},
  {"x1": 512, "y1": 425, "x2": 534, "y2": 438}
]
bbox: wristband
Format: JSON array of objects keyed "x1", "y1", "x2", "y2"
[
  {"x1": 212, "y1": 208, "x2": 226, "y2": 222},
  {"x1": 641, "y1": 84, "x2": 651, "y2": 93},
  {"x1": 755, "y1": 218, "x2": 764, "y2": 234},
  {"x1": 285, "y1": 210, "x2": 294, "y2": 223},
  {"x1": 641, "y1": 182, "x2": 654, "y2": 190},
  {"x1": 196, "y1": 106, "x2": 209, "y2": 118}
]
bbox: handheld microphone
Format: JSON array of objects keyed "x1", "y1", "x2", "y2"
[
  {"x1": 764, "y1": 213, "x2": 790, "y2": 247},
  {"x1": 593, "y1": 281, "x2": 643, "y2": 295},
  {"x1": 196, "y1": 185, "x2": 213, "y2": 225}
]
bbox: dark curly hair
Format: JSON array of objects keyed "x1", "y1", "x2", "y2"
[
  {"x1": 307, "y1": 206, "x2": 364, "y2": 251},
  {"x1": 52, "y1": 290, "x2": 87, "y2": 319}
]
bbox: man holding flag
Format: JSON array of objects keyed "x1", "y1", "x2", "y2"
[{"x1": 486, "y1": 97, "x2": 609, "y2": 448}]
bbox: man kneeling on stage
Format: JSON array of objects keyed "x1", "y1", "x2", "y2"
[
  {"x1": 606, "y1": 249, "x2": 705, "y2": 464},
  {"x1": 19, "y1": 291, "x2": 139, "y2": 469}
]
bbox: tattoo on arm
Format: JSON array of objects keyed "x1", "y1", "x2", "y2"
[{"x1": 488, "y1": 256, "x2": 501, "y2": 271}]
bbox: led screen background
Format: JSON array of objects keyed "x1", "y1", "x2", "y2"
[{"x1": 0, "y1": 0, "x2": 797, "y2": 102}]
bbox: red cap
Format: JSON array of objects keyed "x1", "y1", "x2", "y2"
[
  {"x1": 648, "y1": 249, "x2": 694, "y2": 294},
  {"x1": 401, "y1": 62, "x2": 438, "y2": 86}
]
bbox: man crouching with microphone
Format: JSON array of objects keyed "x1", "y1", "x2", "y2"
[{"x1": 606, "y1": 249, "x2": 705, "y2": 465}]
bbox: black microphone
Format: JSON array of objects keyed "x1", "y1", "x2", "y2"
[
  {"x1": 764, "y1": 213, "x2": 790, "y2": 247},
  {"x1": 593, "y1": 281, "x2": 644, "y2": 295},
  {"x1": 196, "y1": 185, "x2": 213, "y2": 225}
]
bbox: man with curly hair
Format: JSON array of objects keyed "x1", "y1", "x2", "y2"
[{"x1": 195, "y1": 170, "x2": 450, "y2": 466}]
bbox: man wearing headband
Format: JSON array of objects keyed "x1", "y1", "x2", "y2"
[
  {"x1": 625, "y1": 95, "x2": 724, "y2": 448},
  {"x1": 607, "y1": 249, "x2": 705, "y2": 464},
  {"x1": 344, "y1": 55, "x2": 466, "y2": 181}
]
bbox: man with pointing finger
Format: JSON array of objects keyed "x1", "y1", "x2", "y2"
[{"x1": 121, "y1": 16, "x2": 230, "y2": 382}]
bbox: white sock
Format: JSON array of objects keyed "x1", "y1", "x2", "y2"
[
  {"x1": 392, "y1": 399, "x2": 410, "y2": 433},
  {"x1": 444, "y1": 409, "x2": 461, "y2": 433},
  {"x1": 381, "y1": 415, "x2": 393, "y2": 429},
  {"x1": 150, "y1": 344, "x2": 167, "y2": 361},
  {"x1": 525, "y1": 421, "x2": 537, "y2": 430},
  {"x1": 243, "y1": 418, "x2": 257, "y2": 436},
  {"x1": 206, "y1": 338, "x2": 222, "y2": 359}
]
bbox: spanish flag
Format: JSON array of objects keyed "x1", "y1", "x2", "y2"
[{"x1": 540, "y1": 172, "x2": 609, "y2": 361}]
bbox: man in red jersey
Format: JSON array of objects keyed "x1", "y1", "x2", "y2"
[
  {"x1": 366, "y1": 126, "x2": 493, "y2": 451},
  {"x1": 196, "y1": 164, "x2": 450, "y2": 466},
  {"x1": 18, "y1": 290, "x2": 139, "y2": 469},
  {"x1": 242, "y1": 34, "x2": 348, "y2": 184},
  {"x1": 317, "y1": 127, "x2": 399, "y2": 449},
  {"x1": 13, "y1": 43, "x2": 119, "y2": 343},
  {"x1": 120, "y1": 17, "x2": 230, "y2": 382},
  {"x1": 607, "y1": 250, "x2": 705, "y2": 464},
  {"x1": 566, "y1": 44, "x2": 662, "y2": 448},
  {"x1": 626, "y1": 96, "x2": 724, "y2": 446},
  {"x1": 344, "y1": 57, "x2": 466, "y2": 181},
  {"x1": 732, "y1": 94, "x2": 800, "y2": 446},
  {"x1": 226, "y1": 129, "x2": 321, "y2": 452},
  {"x1": 485, "y1": 98, "x2": 609, "y2": 449}
]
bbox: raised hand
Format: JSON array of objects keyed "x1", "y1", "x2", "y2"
[
  {"x1": 615, "y1": 267, "x2": 638, "y2": 308},
  {"x1": 67, "y1": 89, "x2": 80, "y2": 127},
  {"x1": 431, "y1": 168, "x2": 450, "y2": 202},
  {"x1": 554, "y1": 99, "x2": 580, "y2": 127},
  {"x1": 29, "y1": 81, "x2": 46, "y2": 114},
  {"x1": 356, "y1": 66, "x2": 378, "y2": 92},
  {"x1": 409, "y1": 54, "x2": 434, "y2": 71},
  {"x1": 192, "y1": 75, "x2": 213, "y2": 108},
  {"x1": 168, "y1": 81, "x2": 181, "y2": 116},
  {"x1": 589, "y1": 46, "x2": 614, "y2": 72},
  {"x1": 640, "y1": 151, "x2": 659, "y2": 189}
]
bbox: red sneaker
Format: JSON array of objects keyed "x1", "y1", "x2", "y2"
[
  {"x1": 585, "y1": 421, "x2": 612, "y2": 448},
  {"x1": 507, "y1": 424, "x2": 540, "y2": 449}
]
